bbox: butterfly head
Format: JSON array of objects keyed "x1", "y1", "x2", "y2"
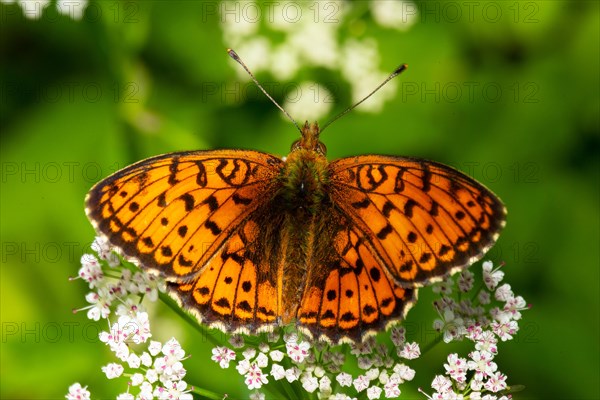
[{"x1": 291, "y1": 121, "x2": 327, "y2": 156}]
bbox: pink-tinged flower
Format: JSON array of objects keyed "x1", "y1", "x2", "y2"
[
  {"x1": 66, "y1": 383, "x2": 90, "y2": 400},
  {"x1": 482, "y1": 261, "x2": 504, "y2": 290},
  {"x1": 336, "y1": 372, "x2": 352, "y2": 387},
  {"x1": 154, "y1": 338, "x2": 187, "y2": 380},
  {"x1": 468, "y1": 351, "x2": 498, "y2": 381},
  {"x1": 286, "y1": 340, "x2": 310, "y2": 363},
  {"x1": 503, "y1": 296, "x2": 528, "y2": 320},
  {"x1": 101, "y1": 362, "x2": 124, "y2": 379},
  {"x1": 83, "y1": 289, "x2": 111, "y2": 321},
  {"x1": 491, "y1": 320, "x2": 519, "y2": 341},
  {"x1": 367, "y1": 385, "x2": 383, "y2": 399},
  {"x1": 383, "y1": 379, "x2": 401, "y2": 398},
  {"x1": 398, "y1": 342, "x2": 421, "y2": 360},
  {"x1": 431, "y1": 375, "x2": 452, "y2": 393},
  {"x1": 211, "y1": 346, "x2": 236, "y2": 368},
  {"x1": 244, "y1": 363, "x2": 268, "y2": 390},
  {"x1": 444, "y1": 354, "x2": 467, "y2": 383},
  {"x1": 483, "y1": 371, "x2": 508, "y2": 392},
  {"x1": 475, "y1": 330, "x2": 498, "y2": 355},
  {"x1": 353, "y1": 374, "x2": 370, "y2": 392},
  {"x1": 116, "y1": 392, "x2": 134, "y2": 400},
  {"x1": 79, "y1": 254, "x2": 104, "y2": 288}
]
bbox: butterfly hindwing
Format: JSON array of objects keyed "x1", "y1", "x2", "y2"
[
  {"x1": 169, "y1": 217, "x2": 281, "y2": 334},
  {"x1": 296, "y1": 214, "x2": 417, "y2": 343},
  {"x1": 329, "y1": 155, "x2": 506, "y2": 286}
]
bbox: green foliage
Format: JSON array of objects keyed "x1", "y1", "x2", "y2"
[{"x1": 1, "y1": 1, "x2": 598, "y2": 399}]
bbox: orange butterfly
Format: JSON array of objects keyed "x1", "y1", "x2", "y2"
[{"x1": 85, "y1": 52, "x2": 506, "y2": 344}]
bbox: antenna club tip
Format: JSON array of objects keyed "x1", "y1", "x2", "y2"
[
  {"x1": 227, "y1": 48, "x2": 239, "y2": 60},
  {"x1": 395, "y1": 64, "x2": 408, "y2": 74}
]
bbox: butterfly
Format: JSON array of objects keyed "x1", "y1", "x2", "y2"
[{"x1": 85, "y1": 53, "x2": 506, "y2": 344}]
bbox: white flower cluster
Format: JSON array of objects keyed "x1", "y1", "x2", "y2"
[
  {"x1": 68, "y1": 237, "x2": 193, "y2": 400},
  {"x1": 220, "y1": 0, "x2": 419, "y2": 120},
  {"x1": 422, "y1": 261, "x2": 529, "y2": 399},
  {"x1": 0, "y1": 0, "x2": 88, "y2": 20},
  {"x1": 211, "y1": 326, "x2": 419, "y2": 399}
]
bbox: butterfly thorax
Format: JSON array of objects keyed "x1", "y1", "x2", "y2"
[{"x1": 278, "y1": 122, "x2": 330, "y2": 215}]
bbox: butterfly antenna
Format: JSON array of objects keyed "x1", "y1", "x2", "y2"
[
  {"x1": 320, "y1": 64, "x2": 408, "y2": 133},
  {"x1": 227, "y1": 49, "x2": 302, "y2": 133}
]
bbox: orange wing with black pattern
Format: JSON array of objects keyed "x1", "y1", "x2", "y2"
[
  {"x1": 329, "y1": 155, "x2": 506, "y2": 286},
  {"x1": 296, "y1": 214, "x2": 417, "y2": 343},
  {"x1": 85, "y1": 150, "x2": 284, "y2": 332}
]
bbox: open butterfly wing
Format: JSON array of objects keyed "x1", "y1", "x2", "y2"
[
  {"x1": 296, "y1": 215, "x2": 417, "y2": 343},
  {"x1": 329, "y1": 155, "x2": 506, "y2": 286},
  {"x1": 85, "y1": 150, "x2": 283, "y2": 281}
]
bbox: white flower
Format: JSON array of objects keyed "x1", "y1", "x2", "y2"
[
  {"x1": 503, "y1": 296, "x2": 528, "y2": 320},
  {"x1": 336, "y1": 372, "x2": 352, "y2": 387},
  {"x1": 468, "y1": 351, "x2": 497, "y2": 381},
  {"x1": 434, "y1": 309, "x2": 467, "y2": 343},
  {"x1": 131, "y1": 373, "x2": 145, "y2": 386},
  {"x1": 367, "y1": 385, "x2": 383, "y2": 399},
  {"x1": 484, "y1": 371, "x2": 508, "y2": 392},
  {"x1": 492, "y1": 320, "x2": 519, "y2": 341},
  {"x1": 243, "y1": 347, "x2": 257, "y2": 360},
  {"x1": 245, "y1": 363, "x2": 268, "y2": 390},
  {"x1": 84, "y1": 289, "x2": 111, "y2": 321},
  {"x1": 483, "y1": 261, "x2": 504, "y2": 290},
  {"x1": 91, "y1": 236, "x2": 120, "y2": 267},
  {"x1": 384, "y1": 379, "x2": 401, "y2": 398},
  {"x1": 65, "y1": 383, "x2": 90, "y2": 400},
  {"x1": 155, "y1": 338, "x2": 187, "y2": 380},
  {"x1": 494, "y1": 284, "x2": 514, "y2": 302},
  {"x1": 148, "y1": 341, "x2": 162, "y2": 356},
  {"x1": 236, "y1": 359, "x2": 251, "y2": 375},
  {"x1": 56, "y1": 0, "x2": 88, "y2": 20},
  {"x1": 370, "y1": 0, "x2": 418, "y2": 31},
  {"x1": 127, "y1": 353, "x2": 141, "y2": 369},
  {"x1": 431, "y1": 375, "x2": 452, "y2": 393},
  {"x1": 353, "y1": 375, "x2": 370, "y2": 392},
  {"x1": 394, "y1": 364, "x2": 415, "y2": 381},
  {"x1": 301, "y1": 374, "x2": 319, "y2": 393},
  {"x1": 474, "y1": 331, "x2": 498, "y2": 355},
  {"x1": 255, "y1": 352, "x2": 269, "y2": 368},
  {"x1": 79, "y1": 254, "x2": 104, "y2": 288},
  {"x1": 444, "y1": 354, "x2": 467, "y2": 383},
  {"x1": 249, "y1": 391, "x2": 266, "y2": 400},
  {"x1": 116, "y1": 393, "x2": 134, "y2": 400},
  {"x1": 398, "y1": 342, "x2": 420, "y2": 359},
  {"x1": 269, "y1": 349, "x2": 284, "y2": 362},
  {"x1": 286, "y1": 340, "x2": 310, "y2": 363},
  {"x1": 319, "y1": 375, "x2": 332, "y2": 392},
  {"x1": 285, "y1": 366, "x2": 301, "y2": 383},
  {"x1": 102, "y1": 363, "x2": 124, "y2": 379},
  {"x1": 211, "y1": 346, "x2": 236, "y2": 368},
  {"x1": 271, "y1": 364, "x2": 285, "y2": 380}
]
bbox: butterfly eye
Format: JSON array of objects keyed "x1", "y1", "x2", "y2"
[{"x1": 317, "y1": 141, "x2": 327, "y2": 156}]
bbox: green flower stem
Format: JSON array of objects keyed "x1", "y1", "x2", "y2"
[
  {"x1": 420, "y1": 333, "x2": 444, "y2": 356},
  {"x1": 190, "y1": 386, "x2": 224, "y2": 400}
]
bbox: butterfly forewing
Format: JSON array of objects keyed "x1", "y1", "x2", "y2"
[
  {"x1": 329, "y1": 155, "x2": 506, "y2": 286},
  {"x1": 85, "y1": 150, "x2": 283, "y2": 281}
]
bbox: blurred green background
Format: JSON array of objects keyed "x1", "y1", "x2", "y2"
[{"x1": 1, "y1": 1, "x2": 598, "y2": 399}]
